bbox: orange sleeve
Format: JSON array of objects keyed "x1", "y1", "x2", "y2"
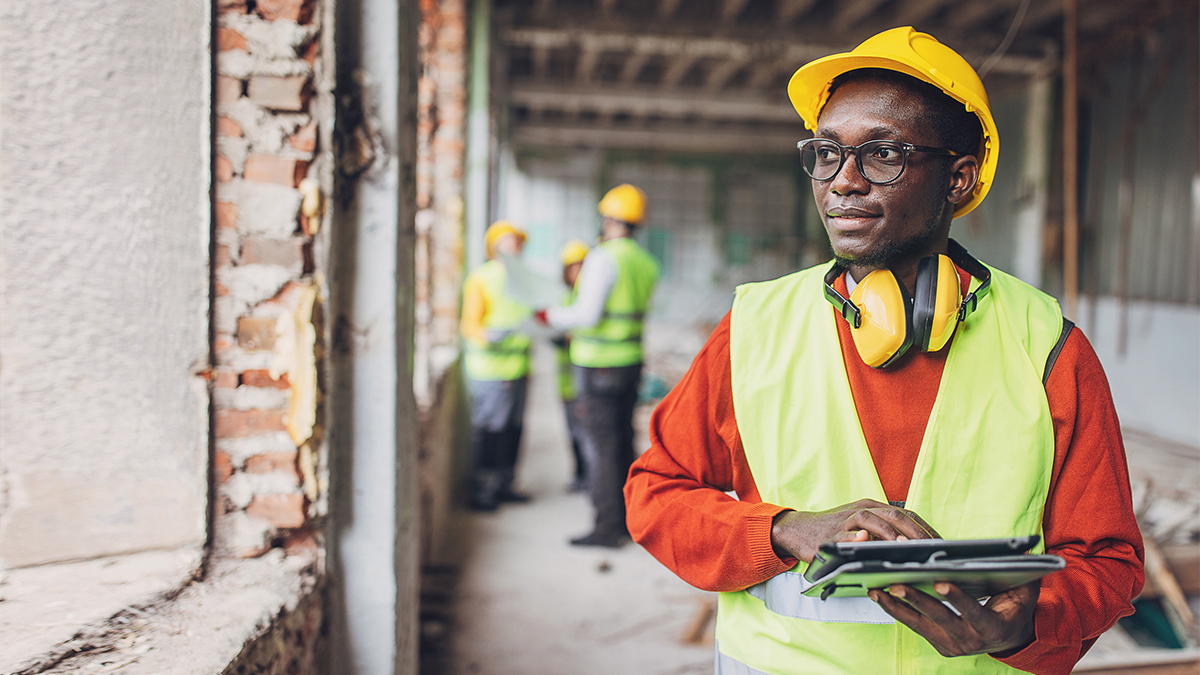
[
  {"x1": 460, "y1": 273, "x2": 488, "y2": 346},
  {"x1": 625, "y1": 312, "x2": 796, "y2": 592},
  {"x1": 995, "y1": 328, "x2": 1144, "y2": 675}
]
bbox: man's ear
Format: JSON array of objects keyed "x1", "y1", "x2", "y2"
[{"x1": 946, "y1": 155, "x2": 980, "y2": 205}]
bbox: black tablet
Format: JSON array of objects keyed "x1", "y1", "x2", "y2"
[{"x1": 804, "y1": 536, "x2": 1041, "y2": 583}]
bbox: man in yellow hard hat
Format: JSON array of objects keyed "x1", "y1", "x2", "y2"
[
  {"x1": 537, "y1": 184, "x2": 661, "y2": 547},
  {"x1": 461, "y1": 221, "x2": 533, "y2": 511},
  {"x1": 554, "y1": 240, "x2": 590, "y2": 492},
  {"x1": 625, "y1": 27, "x2": 1142, "y2": 674}
]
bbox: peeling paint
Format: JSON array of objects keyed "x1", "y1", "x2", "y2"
[{"x1": 271, "y1": 284, "x2": 318, "y2": 447}]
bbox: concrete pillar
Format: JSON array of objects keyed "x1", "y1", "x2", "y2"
[
  {"x1": 464, "y1": 0, "x2": 491, "y2": 269},
  {"x1": 1012, "y1": 76, "x2": 1054, "y2": 288},
  {"x1": 327, "y1": 0, "x2": 419, "y2": 671}
]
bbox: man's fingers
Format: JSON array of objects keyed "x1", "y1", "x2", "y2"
[
  {"x1": 870, "y1": 588, "x2": 960, "y2": 657},
  {"x1": 933, "y1": 582, "x2": 995, "y2": 629}
]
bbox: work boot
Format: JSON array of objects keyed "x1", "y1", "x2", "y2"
[
  {"x1": 469, "y1": 471, "x2": 502, "y2": 512},
  {"x1": 495, "y1": 468, "x2": 530, "y2": 503},
  {"x1": 569, "y1": 530, "x2": 629, "y2": 548}
]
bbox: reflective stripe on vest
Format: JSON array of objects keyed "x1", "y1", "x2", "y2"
[
  {"x1": 747, "y1": 572, "x2": 894, "y2": 624},
  {"x1": 721, "y1": 261, "x2": 1062, "y2": 675},
  {"x1": 464, "y1": 260, "x2": 531, "y2": 381},
  {"x1": 570, "y1": 237, "x2": 660, "y2": 368},
  {"x1": 715, "y1": 643, "x2": 770, "y2": 675}
]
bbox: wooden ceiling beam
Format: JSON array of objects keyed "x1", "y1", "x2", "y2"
[
  {"x1": 512, "y1": 121, "x2": 801, "y2": 154},
  {"x1": 722, "y1": 0, "x2": 753, "y2": 21},
  {"x1": 704, "y1": 58, "x2": 753, "y2": 92},
  {"x1": 777, "y1": 0, "x2": 820, "y2": 24},
  {"x1": 531, "y1": 44, "x2": 551, "y2": 79},
  {"x1": 660, "y1": 0, "x2": 684, "y2": 18},
  {"x1": 575, "y1": 45, "x2": 600, "y2": 83},
  {"x1": 661, "y1": 54, "x2": 703, "y2": 87},
  {"x1": 833, "y1": 0, "x2": 891, "y2": 32},
  {"x1": 508, "y1": 82, "x2": 798, "y2": 122},
  {"x1": 618, "y1": 52, "x2": 651, "y2": 84}
]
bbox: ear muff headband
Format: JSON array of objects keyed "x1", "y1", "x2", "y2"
[{"x1": 823, "y1": 239, "x2": 992, "y2": 368}]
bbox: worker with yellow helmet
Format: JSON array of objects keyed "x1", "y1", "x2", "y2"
[
  {"x1": 461, "y1": 220, "x2": 533, "y2": 511},
  {"x1": 554, "y1": 240, "x2": 591, "y2": 492},
  {"x1": 537, "y1": 184, "x2": 661, "y2": 547},
  {"x1": 626, "y1": 27, "x2": 1141, "y2": 675}
]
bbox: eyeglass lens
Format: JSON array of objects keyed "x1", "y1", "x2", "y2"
[{"x1": 800, "y1": 140, "x2": 907, "y2": 184}]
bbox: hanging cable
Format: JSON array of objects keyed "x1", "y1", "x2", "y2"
[{"x1": 978, "y1": 0, "x2": 1033, "y2": 78}]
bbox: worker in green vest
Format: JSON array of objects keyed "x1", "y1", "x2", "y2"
[
  {"x1": 461, "y1": 221, "x2": 533, "y2": 511},
  {"x1": 537, "y1": 184, "x2": 661, "y2": 547},
  {"x1": 553, "y1": 239, "x2": 591, "y2": 493},
  {"x1": 624, "y1": 28, "x2": 1143, "y2": 674}
]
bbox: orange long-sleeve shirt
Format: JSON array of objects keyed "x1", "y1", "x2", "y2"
[{"x1": 625, "y1": 272, "x2": 1144, "y2": 675}]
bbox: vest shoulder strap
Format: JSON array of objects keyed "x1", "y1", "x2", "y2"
[{"x1": 1042, "y1": 317, "x2": 1075, "y2": 386}]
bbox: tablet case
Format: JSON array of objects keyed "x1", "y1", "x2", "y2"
[{"x1": 801, "y1": 537, "x2": 1066, "y2": 600}]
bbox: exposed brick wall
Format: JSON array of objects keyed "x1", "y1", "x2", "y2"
[
  {"x1": 213, "y1": 0, "x2": 328, "y2": 560},
  {"x1": 414, "y1": 0, "x2": 467, "y2": 408}
]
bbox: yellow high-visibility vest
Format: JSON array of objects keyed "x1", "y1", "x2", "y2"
[
  {"x1": 463, "y1": 260, "x2": 531, "y2": 381},
  {"x1": 719, "y1": 261, "x2": 1062, "y2": 675},
  {"x1": 570, "y1": 237, "x2": 660, "y2": 368}
]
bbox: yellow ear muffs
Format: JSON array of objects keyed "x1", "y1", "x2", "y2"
[
  {"x1": 822, "y1": 239, "x2": 992, "y2": 369},
  {"x1": 911, "y1": 253, "x2": 963, "y2": 353},
  {"x1": 847, "y1": 269, "x2": 914, "y2": 368}
]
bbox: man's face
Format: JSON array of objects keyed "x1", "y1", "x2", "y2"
[
  {"x1": 494, "y1": 233, "x2": 524, "y2": 258},
  {"x1": 812, "y1": 78, "x2": 955, "y2": 270}
]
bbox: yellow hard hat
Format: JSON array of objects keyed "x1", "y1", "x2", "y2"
[
  {"x1": 485, "y1": 220, "x2": 526, "y2": 257},
  {"x1": 560, "y1": 240, "x2": 589, "y2": 267},
  {"x1": 787, "y1": 27, "x2": 998, "y2": 218},
  {"x1": 598, "y1": 184, "x2": 648, "y2": 225}
]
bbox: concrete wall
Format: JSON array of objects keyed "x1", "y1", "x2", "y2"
[{"x1": 0, "y1": 2, "x2": 211, "y2": 567}]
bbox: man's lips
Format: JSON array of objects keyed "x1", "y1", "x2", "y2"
[
  {"x1": 825, "y1": 206, "x2": 881, "y2": 230},
  {"x1": 826, "y1": 206, "x2": 880, "y2": 219}
]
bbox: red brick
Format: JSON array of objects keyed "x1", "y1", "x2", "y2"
[
  {"x1": 214, "y1": 281, "x2": 230, "y2": 297},
  {"x1": 241, "y1": 237, "x2": 303, "y2": 270},
  {"x1": 244, "y1": 155, "x2": 307, "y2": 187},
  {"x1": 217, "y1": 116, "x2": 243, "y2": 138},
  {"x1": 300, "y1": 38, "x2": 319, "y2": 66},
  {"x1": 216, "y1": 27, "x2": 248, "y2": 52},
  {"x1": 289, "y1": 122, "x2": 317, "y2": 153},
  {"x1": 256, "y1": 0, "x2": 314, "y2": 23},
  {"x1": 245, "y1": 451, "x2": 299, "y2": 475},
  {"x1": 214, "y1": 332, "x2": 235, "y2": 353},
  {"x1": 216, "y1": 201, "x2": 238, "y2": 231},
  {"x1": 248, "y1": 75, "x2": 311, "y2": 112},
  {"x1": 242, "y1": 369, "x2": 290, "y2": 389},
  {"x1": 215, "y1": 155, "x2": 234, "y2": 182},
  {"x1": 218, "y1": 0, "x2": 248, "y2": 14},
  {"x1": 215, "y1": 408, "x2": 287, "y2": 438},
  {"x1": 246, "y1": 493, "x2": 307, "y2": 528},
  {"x1": 216, "y1": 76, "x2": 243, "y2": 104},
  {"x1": 237, "y1": 316, "x2": 278, "y2": 351},
  {"x1": 215, "y1": 244, "x2": 233, "y2": 269},
  {"x1": 215, "y1": 451, "x2": 235, "y2": 483},
  {"x1": 214, "y1": 368, "x2": 239, "y2": 388},
  {"x1": 283, "y1": 528, "x2": 319, "y2": 555}
]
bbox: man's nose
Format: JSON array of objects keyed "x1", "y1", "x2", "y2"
[{"x1": 830, "y1": 151, "x2": 870, "y2": 195}]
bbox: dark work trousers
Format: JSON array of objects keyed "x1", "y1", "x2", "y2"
[
  {"x1": 467, "y1": 376, "x2": 528, "y2": 506},
  {"x1": 574, "y1": 363, "x2": 642, "y2": 538},
  {"x1": 563, "y1": 398, "x2": 586, "y2": 485}
]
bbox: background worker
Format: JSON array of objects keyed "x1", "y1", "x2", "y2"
[
  {"x1": 554, "y1": 239, "x2": 590, "y2": 492},
  {"x1": 625, "y1": 28, "x2": 1143, "y2": 674},
  {"x1": 537, "y1": 184, "x2": 661, "y2": 547},
  {"x1": 461, "y1": 221, "x2": 533, "y2": 511}
]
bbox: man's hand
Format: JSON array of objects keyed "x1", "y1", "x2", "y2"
[
  {"x1": 770, "y1": 498, "x2": 940, "y2": 563},
  {"x1": 534, "y1": 309, "x2": 549, "y2": 325},
  {"x1": 869, "y1": 581, "x2": 1039, "y2": 658}
]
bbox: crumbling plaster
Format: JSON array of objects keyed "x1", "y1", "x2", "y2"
[{"x1": 0, "y1": 1, "x2": 211, "y2": 566}]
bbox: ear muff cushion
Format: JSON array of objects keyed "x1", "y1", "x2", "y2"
[
  {"x1": 912, "y1": 255, "x2": 939, "y2": 352},
  {"x1": 912, "y1": 254, "x2": 964, "y2": 353}
]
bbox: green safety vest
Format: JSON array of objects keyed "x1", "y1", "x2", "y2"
[
  {"x1": 719, "y1": 262, "x2": 1062, "y2": 675},
  {"x1": 556, "y1": 287, "x2": 578, "y2": 400},
  {"x1": 463, "y1": 260, "x2": 531, "y2": 381},
  {"x1": 570, "y1": 237, "x2": 661, "y2": 368}
]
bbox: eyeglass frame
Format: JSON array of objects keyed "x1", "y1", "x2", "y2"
[{"x1": 796, "y1": 138, "x2": 961, "y2": 185}]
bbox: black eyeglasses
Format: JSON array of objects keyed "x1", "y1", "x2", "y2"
[{"x1": 797, "y1": 138, "x2": 960, "y2": 185}]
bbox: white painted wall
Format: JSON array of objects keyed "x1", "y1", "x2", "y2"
[
  {"x1": 0, "y1": 2, "x2": 211, "y2": 567},
  {"x1": 1075, "y1": 297, "x2": 1200, "y2": 448}
]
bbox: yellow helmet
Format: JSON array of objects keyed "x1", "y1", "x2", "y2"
[
  {"x1": 787, "y1": 27, "x2": 998, "y2": 218},
  {"x1": 598, "y1": 184, "x2": 648, "y2": 225},
  {"x1": 560, "y1": 240, "x2": 589, "y2": 267},
  {"x1": 485, "y1": 220, "x2": 526, "y2": 257}
]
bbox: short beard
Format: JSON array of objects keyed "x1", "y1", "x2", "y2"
[{"x1": 832, "y1": 220, "x2": 941, "y2": 270}]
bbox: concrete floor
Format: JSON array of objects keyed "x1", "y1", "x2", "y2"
[{"x1": 423, "y1": 344, "x2": 717, "y2": 675}]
